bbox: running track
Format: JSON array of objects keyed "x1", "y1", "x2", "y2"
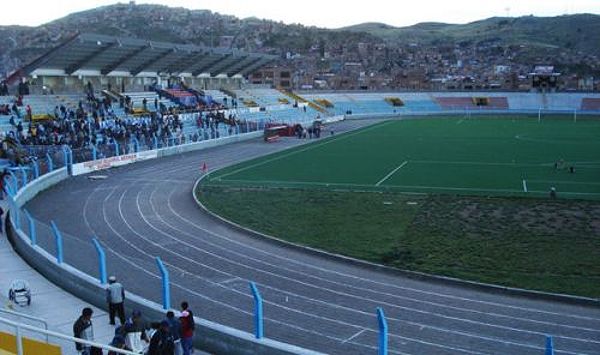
[{"x1": 26, "y1": 119, "x2": 600, "y2": 354}]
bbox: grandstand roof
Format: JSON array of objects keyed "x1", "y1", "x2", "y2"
[{"x1": 19, "y1": 33, "x2": 276, "y2": 79}]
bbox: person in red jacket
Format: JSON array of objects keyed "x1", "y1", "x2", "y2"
[{"x1": 179, "y1": 306, "x2": 194, "y2": 355}]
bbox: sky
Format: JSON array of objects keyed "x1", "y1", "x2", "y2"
[{"x1": 1, "y1": 0, "x2": 599, "y2": 28}]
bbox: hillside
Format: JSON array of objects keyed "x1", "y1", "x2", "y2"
[
  {"x1": 341, "y1": 14, "x2": 600, "y2": 54},
  {"x1": 0, "y1": 3, "x2": 599, "y2": 87}
]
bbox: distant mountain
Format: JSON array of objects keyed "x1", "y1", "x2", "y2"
[{"x1": 340, "y1": 14, "x2": 600, "y2": 55}]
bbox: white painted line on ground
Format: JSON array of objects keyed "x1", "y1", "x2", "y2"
[
  {"x1": 341, "y1": 329, "x2": 366, "y2": 344},
  {"x1": 522, "y1": 180, "x2": 528, "y2": 193},
  {"x1": 376, "y1": 161, "x2": 409, "y2": 187},
  {"x1": 219, "y1": 277, "x2": 242, "y2": 285},
  {"x1": 216, "y1": 178, "x2": 600, "y2": 197},
  {"x1": 528, "y1": 180, "x2": 600, "y2": 186}
]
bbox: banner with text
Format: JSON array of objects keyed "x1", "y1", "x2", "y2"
[{"x1": 72, "y1": 150, "x2": 158, "y2": 176}]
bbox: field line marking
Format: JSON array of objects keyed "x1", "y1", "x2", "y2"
[
  {"x1": 522, "y1": 180, "x2": 528, "y2": 193},
  {"x1": 215, "y1": 177, "x2": 600, "y2": 197},
  {"x1": 341, "y1": 329, "x2": 366, "y2": 344},
  {"x1": 528, "y1": 179, "x2": 600, "y2": 186},
  {"x1": 376, "y1": 161, "x2": 409, "y2": 186},
  {"x1": 411, "y1": 160, "x2": 542, "y2": 167},
  {"x1": 214, "y1": 121, "x2": 394, "y2": 181}
]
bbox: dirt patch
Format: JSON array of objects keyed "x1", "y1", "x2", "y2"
[{"x1": 414, "y1": 196, "x2": 600, "y2": 239}]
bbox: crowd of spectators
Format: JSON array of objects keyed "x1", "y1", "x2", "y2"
[
  {"x1": 2, "y1": 90, "x2": 245, "y2": 160},
  {"x1": 74, "y1": 299, "x2": 197, "y2": 355}
]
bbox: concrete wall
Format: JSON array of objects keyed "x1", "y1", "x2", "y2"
[{"x1": 157, "y1": 131, "x2": 263, "y2": 159}]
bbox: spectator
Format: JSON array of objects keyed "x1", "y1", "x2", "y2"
[
  {"x1": 148, "y1": 320, "x2": 175, "y2": 355},
  {"x1": 165, "y1": 311, "x2": 182, "y2": 355},
  {"x1": 179, "y1": 301, "x2": 195, "y2": 355},
  {"x1": 106, "y1": 275, "x2": 126, "y2": 326},
  {"x1": 122, "y1": 310, "x2": 149, "y2": 353},
  {"x1": 0, "y1": 205, "x2": 4, "y2": 234},
  {"x1": 107, "y1": 335, "x2": 130, "y2": 355},
  {"x1": 73, "y1": 307, "x2": 94, "y2": 355}
]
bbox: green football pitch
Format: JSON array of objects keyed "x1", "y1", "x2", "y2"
[{"x1": 207, "y1": 116, "x2": 600, "y2": 199}]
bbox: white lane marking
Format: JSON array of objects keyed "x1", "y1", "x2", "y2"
[
  {"x1": 131, "y1": 186, "x2": 486, "y2": 354},
  {"x1": 522, "y1": 180, "x2": 528, "y2": 193},
  {"x1": 218, "y1": 277, "x2": 241, "y2": 285},
  {"x1": 214, "y1": 121, "x2": 394, "y2": 181},
  {"x1": 123, "y1": 178, "x2": 192, "y2": 184},
  {"x1": 80, "y1": 185, "x2": 538, "y2": 355},
  {"x1": 342, "y1": 329, "x2": 366, "y2": 344},
  {"x1": 376, "y1": 161, "x2": 409, "y2": 186},
  {"x1": 88, "y1": 185, "x2": 389, "y2": 355},
  {"x1": 160, "y1": 188, "x2": 600, "y2": 346}
]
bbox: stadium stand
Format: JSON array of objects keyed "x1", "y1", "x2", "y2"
[
  {"x1": 435, "y1": 96, "x2": 509, "y2": 110},
  {"x1": 120, "y1": 91, "x2": 172, "y2": 112}
]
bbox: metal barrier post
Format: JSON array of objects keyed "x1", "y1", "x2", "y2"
[
  {"x1": 62, "y1": 146, "x2": 72, "y2": 175},
  {"x1": 62, "y1": 147, "x2": 69, "y2": 167},
  {"x1": 3, "y1": 176, "x2": 12, "y2": 196},
  {"x1": 545, "y1": 335, "x2": 554, "y2": 355},
  {"x1": 8, "y1": 193, "x2": 20, "y2": 230},
  {"x1": 15, "y1": 324, "x2": 23, "y2": 355},
  {"x1": 377, "y1": 307, "x2": 388, "y2": 355},
  {"x1": 153, "y1": 136, "x2": 158, "y2": 150},
  {"x1": 33, "y1": 160, "x2": 40, "y2": 179},
  {"x1": 156, "y1": 257, "x2": 170, "y2": 310},
  {"x1": 92, "y1": 145, "x2": 97, "y2": 161},
  {"x1": 92, "y1": 238, "x2": 107, "y2": 284},
  {"x1": 46, "y1": 153, "x2": 53, "y2": 172},
  {"x1": 12, "y1": 200, "x2": 21, "y2": 231},
  {"x1": 114, "y1": 141, "x2": 120, "y2": 156},
  {"x1": 4, "y1": 175, "x2": 15, "y2": 196},
  {"x1": 24, "y1": 209, "x2": 36, "y2": 246},
  {"x1": 132, "y1": 138, "x2": 139, "y2": 153},
  {"x1": 8, "y1": 170, "x2": 18, "y2": 192},
  {"x1": 50, "y1": 221, "x2": 64, "y2": 264},
  {"x1": 19, "y1": 167, "x2": 27, "y2": 187},
  {"x1": 249, "y1": 282, "x2": 264, "y2": 339}
]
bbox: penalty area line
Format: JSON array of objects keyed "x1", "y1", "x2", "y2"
[{"x1": 375, "y1": 161, "x2": 409, "y2": 187}]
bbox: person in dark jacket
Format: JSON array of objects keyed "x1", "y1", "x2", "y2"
[
  {"x1": 73, "y1": 307, "x2": 94, "y2": 355},
  {"x1": 148, "y1": 320, "x2": 175, "y2": 355},
  {"x1": 165, "y1": 311, "x2": 182, "y2": 355}
]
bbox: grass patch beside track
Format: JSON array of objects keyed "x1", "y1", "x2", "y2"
[{"x1": 198, "y1": 186, "x2": 600, "y2": 298}]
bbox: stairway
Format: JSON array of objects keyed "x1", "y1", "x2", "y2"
[{"x1": 277, "y1": 89, "x2": 328, "y2": 114}]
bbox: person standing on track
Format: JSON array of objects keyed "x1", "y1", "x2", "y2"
[{"x1": 106, "y1": 275, "x2": 126, "y2": 326}]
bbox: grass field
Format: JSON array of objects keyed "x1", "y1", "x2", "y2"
[
  {"x1": 198, "y1": 116, "x2": 600, "y2": 297},
  {"x1": 206, "y1": 117, "x2": 600, "y2": 198}
]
